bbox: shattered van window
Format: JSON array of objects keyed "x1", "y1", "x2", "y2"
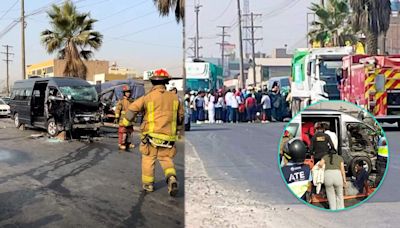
[{"x1": 60, "y1": 86, "x2": 97, "y2": 102}]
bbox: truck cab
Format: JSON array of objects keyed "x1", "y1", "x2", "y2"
[{"x1": 291, "y1": 47, "x2": 353, "y2": 116}]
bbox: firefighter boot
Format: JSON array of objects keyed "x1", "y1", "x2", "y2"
[
  {"x1": 142, "y1": 183, "x2": 154, "y2": 192},
  {"x1": 167, "y1": 176, "x2": 178, "y2": 197}
]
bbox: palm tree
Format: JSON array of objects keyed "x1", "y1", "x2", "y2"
[
  {"x1": 350, "y1": 0, "x2": 391, "y2": 55},
  {"x1": 308, "y1": 0, "x2": 354, "y2": 47},
  {"x1": 41, "y1": 1, "x2": 103, "y2": 80},
  {"x1": 153, "y1": 0, "x2": 185, "y2": 89},
  {"x1": 153, "y1": 0, "x2": 185, "y2": 22}
]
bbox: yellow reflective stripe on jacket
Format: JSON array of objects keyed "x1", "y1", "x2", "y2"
[
  {"x1": 378, "y1": 146, "x2": 388, "y2": 158},
  {"x1": 147, "y1": 102, "x2": 155, "y2": 133},
  {"x1": 289, "y1": 180, "x2": 309, "y2": 199},
  {"x1": 172, "y1": 100, "x2": 179, "y2": 135}
]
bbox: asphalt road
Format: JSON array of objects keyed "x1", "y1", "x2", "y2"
[
  {"x1": 186, "y1": 122, "x2": 400, "y2": 227},
  {"x1": 0, "y1": 118, "x2": 184, "y2": 228}
]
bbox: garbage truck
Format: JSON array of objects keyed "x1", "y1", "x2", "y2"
[{"x1": 291, "y1": 47, "x2": 353, "y2": 116}]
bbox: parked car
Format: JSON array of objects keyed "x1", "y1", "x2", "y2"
[
  {"x1": 1, "y1": 97, "x2": 11, "y2": 105},
  {"x1": 10, "y1": 77, "x2": 102, "y2": 137},
  {"x1": 0, "y1": 98, "x2": 10, "y2": 117}
]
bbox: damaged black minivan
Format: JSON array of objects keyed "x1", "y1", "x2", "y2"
[{"x1": 10, "y1": 77, "x2": 102, "y2": 137}]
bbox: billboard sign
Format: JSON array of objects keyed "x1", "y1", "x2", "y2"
[{"x1": 185, "y1": 62, "x2": 210, "y2": 79}]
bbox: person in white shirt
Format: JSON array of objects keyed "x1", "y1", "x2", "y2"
[
  {"x1": 230, "y1": 89, "x2": 239, "y2": 123},
  {"x1": 224, "y1": 89, "x2": 233, "y2": 122},
  {"x1": 261, "y1": 90, "x2": 271, "y2": 123},
  {"x1": 204, "y1": 92, "x2": 209, "y2": 122},
  {"x1": 215, "y1": 92, "x2": 225, "y2": 123},
  {"x1": 322, "y1": 122, "x2": 338, "y2": 151},
  {"x1": 208, "y1": 91, "x2": 216, "y2": 123}
]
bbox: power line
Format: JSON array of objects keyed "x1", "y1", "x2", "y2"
[
  {"x1": 110, "y1": 20, "x2": 175, "y2": 39},
  {"x1": 210, "y1": 0, "x2": 234, "y2": 22},
  {"x1": 0, "y1": 0, "x2": 18, "y2": 21},
  {"x1": 101, "y1": 10, "x2": 157, "y2": 31},
  {"x1": 98, "y1": 0, "x2": 148, "y2": 20}
]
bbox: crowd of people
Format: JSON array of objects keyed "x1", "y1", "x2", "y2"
[
  {"x1": 185, "y1": 82, "x2": 289, "y2": 124},
  {"x1": 281, "y1": 122, "x2": 370, "y2": 210}
]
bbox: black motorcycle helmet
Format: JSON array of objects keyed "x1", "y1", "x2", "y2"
[{"x1": 283, "y1": 138, "x2": 307, "y2": 163}]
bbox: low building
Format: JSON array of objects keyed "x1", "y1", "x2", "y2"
[
  {"x1": 247, "y1": 48, "x2": 292, "y2": 88},
  {"x1": 26, "y1": 59, "x2": 137, "y2": 84},
  {"x1": 27, "y1": 59, "x2": 109, "y2": 82}
]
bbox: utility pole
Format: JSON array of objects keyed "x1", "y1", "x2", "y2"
[
  {"x1": 21, "y1": 0, "x2": 26, "y2": 80},
  {"x1": 2, "y1": 45, "x2": 14, "y2": 95},
  {"x1": 243, "y1": 12, "x2": 262, "y2": 87},
  {"x1": 188, "y1": 37, "x2": 196, "y2": 58},
  {"x1": 217, "y1": 26, "x2": 230, "y2": 77},
  {"x1": 236, "y1": 0, "x2": 245, "y2": 88},
  {"x1": 243, "y1": 0, "x2": 250, "y2": 58},
  {"x1": 194, "y1": 3, "x2": 202, "y2": 59}
]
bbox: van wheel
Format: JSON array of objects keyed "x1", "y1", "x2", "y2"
[
  {"x1": 350, "y1": 157, "x2": 372, "y2": 176},
  {"x1": 14, "y1": 113, "x2": 21, "y2": 128},
  {"x1": 47, "y1": 118, "x2": 59, "y2": 137}
]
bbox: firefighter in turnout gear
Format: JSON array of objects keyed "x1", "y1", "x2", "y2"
[
  {"x1": 122, "y1": 69, "x2": 184, "y2": 196},
  {"x1": 115, "y1": 85, "x2": 135, "y2": 151},
  {"x1": 375, "y1": 136, "x2": 388, "y2": 187}
]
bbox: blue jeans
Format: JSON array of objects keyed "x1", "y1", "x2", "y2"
[
  {"x1": 229, "y1": 108, "x2": 238, "y2": 123},
  {"x1": 226, "y1": 106, "x2": 232, "y2": 122},
  {"x1": 215, "y1": 107, "x2": 223, "y2": 121},
  {"x1": 197, "y1": 108, "x2": 205, "y2": 121},
  {"x1": 191, "y1": 109, "x2": 197, "y2": 123},
  {"x1": 246, "y1": 106, "x2": 256, "y2": 121}
]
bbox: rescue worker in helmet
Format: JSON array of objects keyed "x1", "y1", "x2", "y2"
[
  {"x1": 122, "y1": 69, "x2": 184, "y2": 196},
  {"x1": 281, "y1": 139, "x2": 312, "y2": 201},
  {"x1": 375, "y1": 136, "x2": 388, "y2": 187},
  {"x1": 115, "y1": 85, "x2": 135, "y2": 151}
]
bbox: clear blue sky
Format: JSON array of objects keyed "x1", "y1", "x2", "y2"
[
  {"x1": 186, "y1": 0, "x2": 314, "y2": 59},
  {"x1": 0, "y1": 0, "x2": 182, "y2": 86}
]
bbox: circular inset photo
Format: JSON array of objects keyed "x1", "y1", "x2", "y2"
[{"x1": 278, "y1": 101, "x2": 389, "y2": 211}]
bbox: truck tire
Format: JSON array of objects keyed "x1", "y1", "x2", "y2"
[
  {"x1": 350, "y1": 157, "x2": 372, "y2": 176},
  {"x1": 14, "y1": 113, "x2": 21, "y2": 128},
  {"x1": 47, "y1": 118, "x2": 59, "y2": 137}
]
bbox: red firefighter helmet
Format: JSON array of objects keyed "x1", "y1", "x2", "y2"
[
  {"x1": 150, "y1": 69, "x2": 171, "y2": 81},
  {"x1": 122, "y1": 85, "x2": 131, "y2": 93}
]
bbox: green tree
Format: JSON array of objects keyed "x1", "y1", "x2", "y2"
[
  {"x1": 308, "y1": 0, "x2": 354, "y2": 47},
  {"x1": 153, "y1": 0, "x2": 184, "y2": 22},
  {"x1": 350, "y1": 0, "x2": 391, "y2": 55},
  {"x1": 41, "y1": 1, "x2": 103, "y2": 80}
]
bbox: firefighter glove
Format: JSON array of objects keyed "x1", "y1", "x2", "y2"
[{"x1": 121, "y1": 118, "x2": 130, "y2": 127}]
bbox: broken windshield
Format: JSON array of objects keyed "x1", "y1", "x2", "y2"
[{"x1": 59, "y1": 85, "x2": 98, "y2": 102}]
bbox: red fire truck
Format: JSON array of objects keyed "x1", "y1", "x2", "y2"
[{"x1": 341, "y1": 55, "x2": 400, "y2": 126}]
